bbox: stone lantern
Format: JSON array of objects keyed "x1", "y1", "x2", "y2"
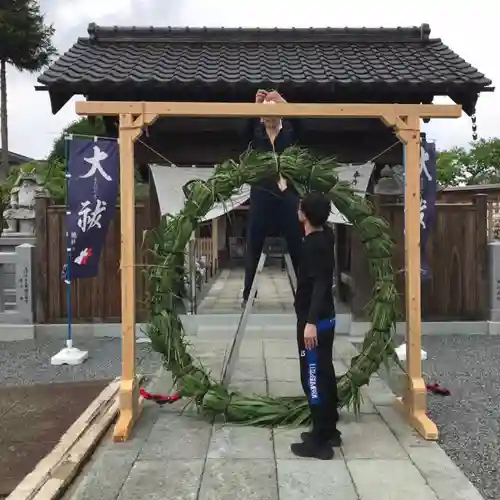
[
  {"x1": 374, "y1": 165, "x2": 404, "y2": 196},
  {"x1": 3, "y1": 170, "x2": 49, "y2": 235}
]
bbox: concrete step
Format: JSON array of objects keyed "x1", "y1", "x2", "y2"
[{"x1": 181, "y1": 312, "x2": 352, "y2": 336}]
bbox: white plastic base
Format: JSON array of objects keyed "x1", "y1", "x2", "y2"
[
  {"x1": 395, "y1": 342, "x2": 427, "y2": 361},
  {"x1": 51, "y1": 341, "x2": 89, "y2": 366}
]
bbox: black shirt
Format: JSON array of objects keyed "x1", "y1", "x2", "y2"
[
  {"x1": 247, "y1": 119, "x2": 299, "y2": 202},
  {"x1": 294, "y1": 229, "x2": 335, "y2": 324}
]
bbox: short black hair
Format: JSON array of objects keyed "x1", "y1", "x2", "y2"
[{"x1": 300, "y1": 192, "x2": 331, "y2": 227}]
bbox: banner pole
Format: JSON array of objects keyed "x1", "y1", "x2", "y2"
[
  {"x1": 64, "y1": 135, "x2": 72, "y2": 348},
  {"x1": 50, "y1": 134, "x2": 89, "y2": 366},
  {"x1": 395, "y1": 138, "x2": 428, "y2": 362}
]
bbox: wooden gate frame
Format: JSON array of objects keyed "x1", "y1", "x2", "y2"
[{"x1": 75, "y1": 101, "x2": 461, "y2": 442}]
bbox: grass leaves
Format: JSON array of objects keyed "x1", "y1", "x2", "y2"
[{"x1": 144, "y1": 146, "x2": 398, "y2": 425}]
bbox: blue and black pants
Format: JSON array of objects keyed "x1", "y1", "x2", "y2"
[{"x1": 297, "y1": 318, "x2": 339, "y2": 443}]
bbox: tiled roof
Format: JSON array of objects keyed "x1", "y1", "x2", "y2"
[
  {"x1": 8, "y1": 151, "x2": 34, "y2": 165},
  {"x1": 38, "y1": 24, "x2": 493, "y2": 113}
]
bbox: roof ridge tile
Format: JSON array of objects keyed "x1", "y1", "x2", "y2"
[{"x1": 86, "y1": 22, "x2": 432, "y2": 43}]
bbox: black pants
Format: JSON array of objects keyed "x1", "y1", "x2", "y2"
[
  {"x1": 243, "y1": 191, "x2": 303, "y2": 300},
  {"x1": 297, "y1": 319, "x2": 339, "y2": 443}
]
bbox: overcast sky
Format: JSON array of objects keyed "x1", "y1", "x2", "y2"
[{"x1": 4, "y1": 0, "x2": 498, "y2": 159}]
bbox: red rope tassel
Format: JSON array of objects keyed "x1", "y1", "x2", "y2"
[
  {"x1": 426, "y1": 382, "x2": 450, "y2": 396},
  {"x1": 140, "y1": 388, "x2": 182, "y2": 405}
]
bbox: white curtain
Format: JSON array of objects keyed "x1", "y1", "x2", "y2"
[{"x1": 150, "y1": 161, "x2": 374, "y2": 224}]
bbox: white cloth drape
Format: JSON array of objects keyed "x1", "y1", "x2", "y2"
[{"x1": 149, "y1": 162, "x2": 374, "y2": 224}]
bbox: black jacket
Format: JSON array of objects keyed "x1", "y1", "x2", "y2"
[
  {"x1": 294, "y1": 229, "x2": 336, "y2": 323},
  {"x1": 246, "y1": 119, "x2": 300, "y2": 205}
]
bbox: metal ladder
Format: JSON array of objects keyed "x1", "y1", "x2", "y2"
[{"x1": 221, "y1": 238, "x2": 297, "y2": 387}]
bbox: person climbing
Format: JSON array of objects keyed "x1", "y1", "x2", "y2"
[
  {"x1": 242, "y1": 89, "x2": 303, "y2": 307},
  {"x1": 291, "y1": 191, "x2": 341, "y2": 460}
]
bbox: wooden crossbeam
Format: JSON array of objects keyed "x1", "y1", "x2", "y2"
[{"x1": 75, "y1": 101, "x2": 462, "y2": 119}]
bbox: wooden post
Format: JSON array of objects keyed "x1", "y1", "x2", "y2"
[
  {"x1": 113, "y1": 113, "x2": 141, "y2": 442},
  {"x1": 474, "y1": 194, "x2": 489, "y2": 320},
  {"x1": 212, "y1": 217, "x2": 218, "y2": 273},
  {"x1": 34, "y1": 196, "x2": 49, "y2": 323},
  {"x1": 188, "y1": 232, "x2": 197, "y2": 314},
  {"x1": 393, "y1": 115, "x2": 438, "y2": 440}
]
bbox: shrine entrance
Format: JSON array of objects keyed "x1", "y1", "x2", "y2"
[
  {"x1": 148, "y1": 158, "x2": 374, "y2": 317},
  {"x1": 75, "y1": 100, "x2": 461, "y2": 443}
]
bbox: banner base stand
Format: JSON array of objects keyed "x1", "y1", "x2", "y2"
[
  {"x1": 395, "y1": 342, "x2": 427, "y2": 361},
  {"x1": 51, "y1": 340, "x2": 89, "y2": 366}
]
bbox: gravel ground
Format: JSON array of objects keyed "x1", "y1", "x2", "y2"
[
  {"x1": 420, "y1": 335, "x2": 500, "y2": 500},
  {"x1": 0, "y1": 337, "x2": 162, "y2": 386},
  {"x1": 373, "y1": 335, "x2": 500, "y2": 500}
]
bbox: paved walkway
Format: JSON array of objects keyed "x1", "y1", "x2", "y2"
[
  {"x1": 69, "y1": 333, "x2": 484, "y2": 500},
  {"x1": 197, "y1": 267, "x2": 295, "y2": 314}
]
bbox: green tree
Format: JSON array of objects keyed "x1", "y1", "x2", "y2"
[
  {"x1": 0, "y1": 158, "x2": 65, "y2": 206},
  {"x1": 436, "y1": 138, "x2": 500, "y2": 187},
  {"x1": 47, "y1": 117, "x2": 108, "y2": 164},
  {"x1": 0, "y1": 0, "x2": 56, "y2": 178},
  {"x1": 47, "y1": 117, "x2": 149, "y2": 202}
]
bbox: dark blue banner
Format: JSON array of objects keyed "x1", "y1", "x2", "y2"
[
  {"x1": 420, "y1": 139, "x2": 437, "y2": 280},
  {"x1": 63, "y1": 137, "x2": 119, "y2": 279}
]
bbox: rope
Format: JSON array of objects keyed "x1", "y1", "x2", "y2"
[
  {"x1": 223, "y1": 392, "x2": 235, "y2": 419},
  {"x1": 55, "y1": 131, "x2": 401, "y2": 185},
  {"x1": 61, "y1": 132, "x2": 177, "y2": 167},
  {"x1": 426, "y1": 383, "x2": 450, "y2": 396},
  {"x1": 138, "y1": 138, "x2": 176, "y2": 166},
  {"x1": 364, "y1": 141, "x2": 400, "y2": 164},
  {"x1": 139, "y1": 388, "x2": 182, "y2": 405}
]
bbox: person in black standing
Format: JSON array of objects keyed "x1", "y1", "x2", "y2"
[
  {"x1": 242, "y1": 89, "x2": 303, "y2": 307},
  {"x1": 291, "y1": 192, "x2": 341, "y2": 460}
]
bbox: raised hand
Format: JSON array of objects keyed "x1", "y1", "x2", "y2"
[
  {"x1": 255, "y1": 89, "x2": 268, "y2": 103},
  {"x1": 277, "y1": 175, "x2": 288, "y2": 192},
  {"x1": 266, "y1": 90, "x2": 286, "y2": 103}
]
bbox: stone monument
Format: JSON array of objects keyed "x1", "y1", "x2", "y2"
[{"x1": 3, "y1": 170, "x2": 49, "y2": 236}]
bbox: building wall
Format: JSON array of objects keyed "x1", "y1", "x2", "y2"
[
  {"x1": 136, "y1": 128, "x2": 403, "y2": 167},
  {"x1": 217, "y1": 216, "x2": 226, "y2": 251}
]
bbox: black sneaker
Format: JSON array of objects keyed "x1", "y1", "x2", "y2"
[
  {"x1": 290, "y1": 441, "x2": 334, "y2": 460},
  {"x1": 301, "y1": 431, "x2": 342, "y2": 447}
]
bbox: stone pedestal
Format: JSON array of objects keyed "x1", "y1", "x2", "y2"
[{"x1": 489, "y1": 241, "x2": 500, "y2": 322}]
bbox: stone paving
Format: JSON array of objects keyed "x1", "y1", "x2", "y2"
[
  {"x1": 69, "y1": 333, "x2": 485, "y2": 500},
  {"x1": 197, "y1": 267, "x2": 295, "y2": 314}
]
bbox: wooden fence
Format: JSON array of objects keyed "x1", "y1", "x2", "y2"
[
  {"x1": 35, "y1": 199, "x2": 152, "y2": 323},
  {"x1": 438, "y1": 185, "x2": 500, "y2": 242},
  {"x1": 194, "y1": 237, "x2": 218, "y2": 283},
  {"x1": 34, "y1": 199, "x2": 219, "y2": 323},
  {"x1": 35, "y1": 192, "x2": 490, "y2": 323},
  {"x1": 349, "y1": 194, "x2": 489, "y2": 321}
]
